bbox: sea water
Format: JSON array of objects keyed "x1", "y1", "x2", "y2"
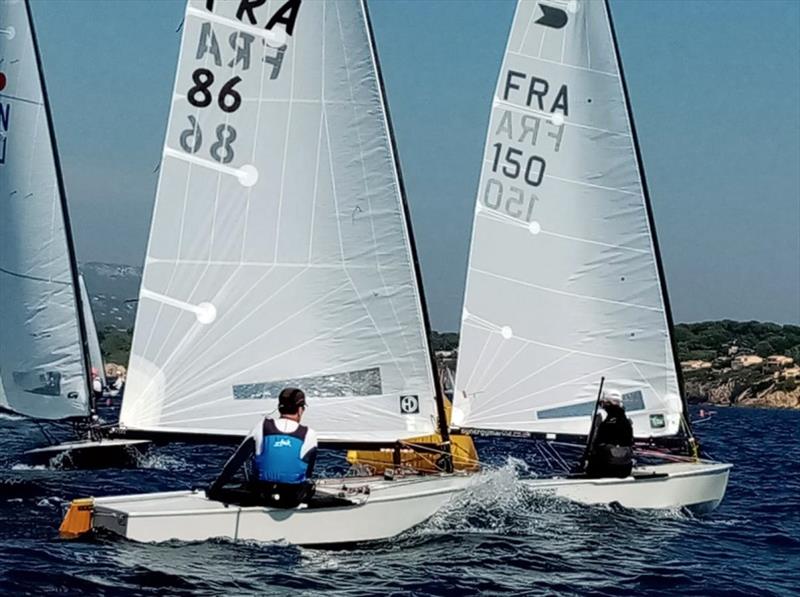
[{"x1": 1, "y1": 406, "x2": 797, "y2": 596}]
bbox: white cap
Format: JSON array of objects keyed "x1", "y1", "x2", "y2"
[{"x1": 602, "y1": 389, "x2": 623, "y2": 405}]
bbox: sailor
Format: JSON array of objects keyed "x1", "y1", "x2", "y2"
[
  {"x1": 208, "y1": 387, "x2": 318, "y2": 508},
  {"x1": 585, "y1": 390, "x2": 634, "y2": 478},
  {"x1": 91, "y1": 368, "x2": 103, "y2": 399}
]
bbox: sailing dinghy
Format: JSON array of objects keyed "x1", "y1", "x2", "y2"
[
  {"x1": 451, "y1": 0, "x2": 730, "y2": 513},
  {"x1": 0, "y1": 0, "x2": 147, "y2": 465},
  {"x1": 62, "y1": 0, "x2": 472, "y2": 545}
]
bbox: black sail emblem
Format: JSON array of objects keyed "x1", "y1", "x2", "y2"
[{"x1": 535, "y1": 4, "x2": 568, "y2": 30}]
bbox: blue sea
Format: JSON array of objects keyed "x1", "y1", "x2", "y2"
[{"x1": 1, "y1": 406, "x2": 798, "y2": 596}]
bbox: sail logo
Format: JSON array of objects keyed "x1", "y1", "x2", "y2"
[
  {"x1": 535, "y1": 4, "x2": 568, "y2": 30},
  {"x1": 272, "y1": 438, "x2": 292, "y2": 448},
  {"x1": 399, "y1": 395, "x2": 419, "y2": 414}
]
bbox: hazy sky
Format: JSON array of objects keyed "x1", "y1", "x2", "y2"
[{"x1": 31, "y1": 0, "x2": 800, "y2": 329}]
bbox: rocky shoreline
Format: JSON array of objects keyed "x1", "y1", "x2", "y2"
[{"x1": 684, "y1": 372, "x2": 800, "y2": 410}]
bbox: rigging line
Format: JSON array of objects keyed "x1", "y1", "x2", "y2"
[
  {"x1": 559, "y1": 13, "x2": 567, "y2": 65},
  {"x1": 163, "y1": 265, "x2": 302, "y2": 384},
  {"x1": 476, "y1": 340, "x2": 529, "y2": 394},
  {"x1": 536, "y1": 10, "x2": 547, "y2": 58},
  {"x1": 462, "y1": 331, "x2": 497, "y2": 391},
  {"x1": 473, "y1": 332, "x2": 509, "y2": 392},
  {"x1": 397, "y1": 440, "x2": 487, "y2": 469},
  {"x1": 517, "y1": 0, "x2": 535, "y2": 53},
  {"x1": 475, "y1": 205, "x2": 649, "y2": 255},
  {"x1": 139, "y1": 16, "x2": 208, "y2": 360},
  {"x1": 334, "y1": 2, "x2": 414, "y2": 361},
  {"x1": 272, "y1": 13, "x2": 298, "y2": 262},
  {"x1": 146, "y1": 259, "x2": 375, "y2": 269},
  {"x1": 470, "y1": 267, "x2": 664, "y2": 313},
  {"x1": 0, "y1": 266, "x2": 70, "y2": 286},
  {"x1": 322, "y1": 103, "x2": 408, "y2": 385},
  {"x1": 461, "y1": 315, "x2": 498, "y2": 335},
  {"x1": 309, "y1": 0, "x2": 327, "y2": 261},
  {"x1": 143, "y1": 43, "x2": 241, "y2": 374},
  {"x1": 151, "y1": 313, "x2": 374, "y2": 405},
  {"x1": 157, "y1": 350, "x2": 392, "y2": 420},
  {"x1": 631, "y1": 362, "x2": 665, "y2": 404},
  {"x1": 139, "y1": 277, "x2": 351, "y2": 417},
  {"x1": 306, "y1": 100, "x2": 325, "y2": 261},
  {"x1": 479, "y1": 351, "x2": 575, "y2": 406},
  {"x1": 584, "y1": 4, "x2": 593, "y2": 70},
  {"x1": 239, "y1": 19, "x2": 272, "y2": 264},
  {"x1": 491, "y1": 96, "x2": 630, "y2": 136},
  {"x1": 463, "y1": 316, "x2": 665, "y2": 368},
  {"x1": 475, "y1": 361, "x2": 630, "y2": 420}
]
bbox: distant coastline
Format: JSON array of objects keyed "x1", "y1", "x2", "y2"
[{"x1": 81, "y1": 262, "x2": 799, "y2": 410}]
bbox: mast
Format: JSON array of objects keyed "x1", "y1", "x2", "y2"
[
  {"x1": 604, "y1": 0, "x2": 692, "y2": 436},
  {"x1": 360, "y1": 0, "x2": 453, "y2": 455},
  {"x1": 25, "y1": 0, "x2": 95, "y2": 418}
]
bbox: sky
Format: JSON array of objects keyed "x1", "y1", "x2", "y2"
[{"x1": 30, "y1": 0, "x2": 800, "y2": 330}]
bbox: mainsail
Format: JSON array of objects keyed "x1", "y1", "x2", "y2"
[
  {"x1": 120, "y1": 0, "x2": 441, "y2": 442},
  {"x1": 453, "y1": 0, "x2": 685, "y2": 439},
  {"x1": 0, "y1": 0, "x2": 91, "y2": 420}
]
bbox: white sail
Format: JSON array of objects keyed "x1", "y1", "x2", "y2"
[
  {"x1": 120, "y1": 0, "x2": 439, "y2": 442},
  {"x1": 453, "y1": 0, "x2": 683, "y2": 439},
  {"x1": 79, "y1": 274, "x2": 106, "y2": 388},
  {"x1": 0, "y1": 0, "x2": 90, "y2": 420}
]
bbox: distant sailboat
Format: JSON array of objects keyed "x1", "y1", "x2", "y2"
[
  {"x1": 0, "y1": 0, "x2": 146, "y2": 465},
  {"x1": 63, "y1": 0, "x2": 472, "y2": 544},
  {"x1": 452, "y1": 0, "x2": 730, "y2": 511},
  {"x1": 0, "y1": 0, "x2": 92, "y2": 424}
]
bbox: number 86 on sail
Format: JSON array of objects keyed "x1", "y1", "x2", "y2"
[{"x1": 178, "y1": 67, "x2": 243, "y2": 165}]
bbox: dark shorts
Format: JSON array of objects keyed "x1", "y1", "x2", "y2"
[
  {"x1": 586, "y1": 445, "x2": 633, "y2": 479},
  {"x1": 252, "y1": 480, "x2": 316, "y2": 508}
]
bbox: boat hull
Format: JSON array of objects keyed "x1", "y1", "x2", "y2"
[
  {"x1": 88, "y1": 474, "x2": 472, "y2": 545},
  {"x1": 523, "y1": 461, "x2": 731, "y2": 513},
  {"x1": 24, "y1": 439, "x2": 151, "y2": 468}
]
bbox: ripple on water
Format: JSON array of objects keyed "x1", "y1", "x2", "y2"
[{"x1": 1, "y1": 407, "x2": 799, "y2": 596}]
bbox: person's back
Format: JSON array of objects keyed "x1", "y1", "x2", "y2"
[
  {"x1": 208, "y1": 388, "x2": 317, "y2": 508},
  {"x1": 586, "y1": 394, "x2": 634, "y2": 478},
  {"x1": 253, "y1": 417, "x2": 315, "y2": 482}
]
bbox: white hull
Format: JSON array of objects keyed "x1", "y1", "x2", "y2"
[
  {"x1": 524, "y1": 461, "x2": 731, "y2": 513},
  {"x1": 90, "y1": 474, "x2": 472, "y2": 545},
  {"x1": 25, "y1": 439, "x2": 151, "y2": 467}
]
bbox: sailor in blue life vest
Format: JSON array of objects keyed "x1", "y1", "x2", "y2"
[
  {"x1": 208, "y1": 387, "x2": 318, "y2": 508},
  {"x1": 585, "y1": 390, "x2": 634, "y2": 478}
]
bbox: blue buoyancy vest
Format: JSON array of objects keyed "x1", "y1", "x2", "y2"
[{"x1": 253, "y1": 419, "x2": 310, "y2": 484}]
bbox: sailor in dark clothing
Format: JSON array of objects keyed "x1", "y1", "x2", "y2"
[
  {"x1": 585, "y1": 390, "x2": 634, "y2": 478},
  {"x1": 208, "y1": 388, "x2": 318, "y2": 508}
]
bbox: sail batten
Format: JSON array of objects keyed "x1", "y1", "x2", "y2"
[
  {"x1": 121, "y1": 0, "x2": 440, "y2": 442},
  {"x1": 0, "y1": 0, "x2": 91, "y2": 421},
  {"x1": 453, "y1": 0, "x2": 683, "y2": 439}
]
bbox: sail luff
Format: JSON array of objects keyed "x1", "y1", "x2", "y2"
[
  {"x1": 359, "y1": 0, "x2": 450, "y2": 446},
  {"x1": 602, "y1": 0, "x2": 691, "y2": 433}
]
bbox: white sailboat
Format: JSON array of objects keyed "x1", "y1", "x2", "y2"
[
  {"x1": 63, "y1": 0, "x2": 470, "y2": 544},
  {"x1": 79, "y1": 274, "x2": 107, "y2": 392},
  {"x1": 0, "y1": 0, "x2": 123, "y2": 458},
  {"x1": 452, "y1": 0, "x2": 729, "y2": 513}
]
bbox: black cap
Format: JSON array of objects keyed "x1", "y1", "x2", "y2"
[{"x1": 278, "y1": 387, "x2": 306, "y2": 414}]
